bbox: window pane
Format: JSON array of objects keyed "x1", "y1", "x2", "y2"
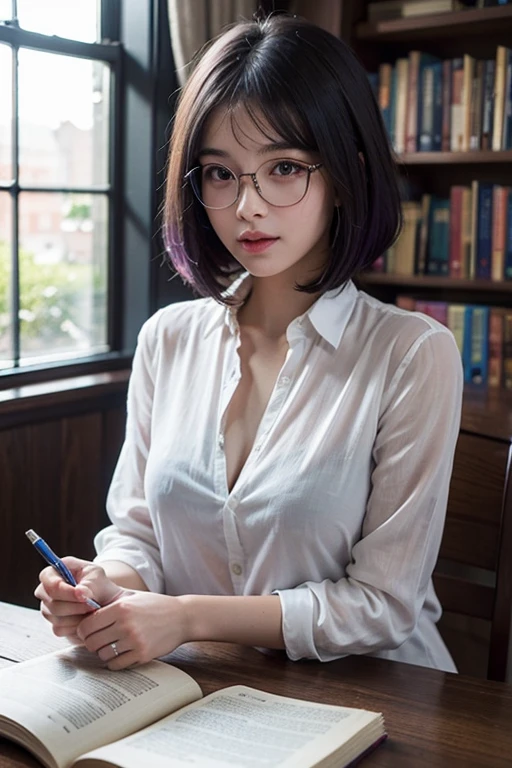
[
  {"x1": 17, "y1": 0, "x2": 99, "y2": 43},
  {"x1": 0, "y1": 43, "x2": 13, "y2": 185},
  {"x1": 0, "y1": 192, "x2": 13, "y2": 368},
  {"x1": 19, "y1": 192, "x2": 108, "y2": 365},
  {"x1": 0, "y1": 1, "x2": 12, "y2": 21},
  {"x1": 18, "y1": 50, "x2": 110, "y2": 188}
]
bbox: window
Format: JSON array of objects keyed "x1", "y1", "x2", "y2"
[{"x1": 0, "y1": 0, "x2": 121, "y2": 372}]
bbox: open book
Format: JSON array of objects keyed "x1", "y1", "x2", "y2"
[{"x1": 0, "y1": 647, "x2": 386, "y2": 768}]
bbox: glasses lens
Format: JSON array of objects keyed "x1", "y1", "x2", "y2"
[
  {"x1": 256, "y1": 159, "x2": 310, "y2": 207},
  {"x1": 191, "y1": 164, "x2": 238, "y2": 209},
  {"x1": 189, "y1": 159, "x2": 311, "y2": 209}
]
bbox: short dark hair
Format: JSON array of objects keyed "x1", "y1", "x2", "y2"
[{"x1": 164, "y1": 14, "x2": 402, "y2": 303}]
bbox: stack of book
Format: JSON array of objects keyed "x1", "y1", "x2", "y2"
[
  {"x1": 372, "y1": 182, "x2": 512, "y2": 280},
  {"x1": 396, "y1": 297, "x2": 512, "y2": 388},
  {"x1": 367, "y1": 45, "x2": 512, "y2": 153}
]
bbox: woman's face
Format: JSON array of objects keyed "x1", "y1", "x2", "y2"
[{"x1": 197, "y1": 106, "x2": 337, "y2": 285}]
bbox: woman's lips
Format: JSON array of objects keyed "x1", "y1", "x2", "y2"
[{"x1": 239, "y1": 237, "x2": 279, "y2": 253}]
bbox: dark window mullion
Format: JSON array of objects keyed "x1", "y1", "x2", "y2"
[
  {"x1": 108, "y1": 52, "x2": 123, "y2": 352},
  {"x1": 11, "y1": 39, "x2": 19, "y2": 367}
]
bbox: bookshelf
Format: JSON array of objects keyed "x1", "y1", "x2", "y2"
[{"x1": 343, "y1": 0, "x2": 512, "y2": 393}]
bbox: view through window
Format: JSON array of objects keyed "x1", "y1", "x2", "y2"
[{"x1": 0, "y1": 0, "x2": 118, "y2": 371}]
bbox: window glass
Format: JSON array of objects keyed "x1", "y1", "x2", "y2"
[
  {"x1": 19, "y1": 191, "x2": 108, "y2": 364},
  {"x1": 17, "y1": 0, "x2": 99, "y2": 43},
  {"x1": 18, "y1": 49, "x2": 110, "y2": 188},
  {"x1": 0, "y1": 43, "x2": 12, "y2": 185},
  {"x1": 0, "y1": 192, "x2": 13, "y2": 368},
  {"x1": 0, "y1": 1, "x2": 12, "y2": 21}
]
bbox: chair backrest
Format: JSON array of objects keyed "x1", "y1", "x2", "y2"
[{"x1": 434, "y1": 430, "x2": 512, "y2": 682}]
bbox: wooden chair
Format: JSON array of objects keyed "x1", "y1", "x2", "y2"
[{"x1": 434, "y1": 417, "x2": 512, "y2": 683}]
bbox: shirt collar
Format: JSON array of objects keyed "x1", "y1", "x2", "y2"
[{"x1": 204, "y1": 272, "x2": 358, "y2": 349}]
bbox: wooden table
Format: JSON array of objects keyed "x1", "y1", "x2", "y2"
[{"x1": 1, "y1": 604, "x2": 512, "y2": 767}]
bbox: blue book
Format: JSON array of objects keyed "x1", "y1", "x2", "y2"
[
  {"x1": 462, "y1": 306, "x2": 474, "y2": 384},
  {"x1": 432, "y1": 61, "x2": 443, "y2": 151},
  {"x1": 475, "y1": 183, "x2": 494, "y2": 279},
  {"x1": 367, "y1": 72, "x2": 379, "y2": 100},
  {"x1": 390, "y1": 65, "x2": 397, "y2": 149},
  {"x1": 469, "y1": 306, "x2": 490, "y2": 387},
  {"x1": 416, "y1": 54, "x2": 441, "y2": 151},
  {"x1": 504, "y1": 190, "x2": 512, "y2": 279},
  {"x1": 426, "y1": 197, "x2": 450, "y2": 276}
]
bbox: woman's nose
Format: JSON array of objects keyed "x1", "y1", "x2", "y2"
[{"x1": 235, "y1": 175, "x2": 268, "y2": 219}]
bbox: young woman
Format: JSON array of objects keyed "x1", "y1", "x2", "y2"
[{"x1": 35, "y1": 14, "x2": 463, "y2": 673}]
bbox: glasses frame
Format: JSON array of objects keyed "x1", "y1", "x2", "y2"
[{"x1": 184, "y1": 158, "x2": 324, "y2": 210}]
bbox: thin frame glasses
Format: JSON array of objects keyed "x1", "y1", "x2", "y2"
[{"x1": 184, "y1": 158, "x2": 323, "y2": 210}]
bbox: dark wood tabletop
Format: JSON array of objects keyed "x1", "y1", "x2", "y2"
[{"x1": 1, "y1": 639, "x2": 512, "y2": 768}]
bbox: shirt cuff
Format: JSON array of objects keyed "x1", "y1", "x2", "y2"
[{"x1": 273, "y1": 587, "x2": 325, "y2": 661}]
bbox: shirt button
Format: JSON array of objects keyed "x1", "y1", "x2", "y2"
[
  {"x1": 218, "y1": 434, "x2": 225, "y2": 449},
  {"x1": 281, "y1": 376, "x2": 290, "y2": 385},
  {"x1": 231, "y1": 563, "x2": 242, "y2": 576}
]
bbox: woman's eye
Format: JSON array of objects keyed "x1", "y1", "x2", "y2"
[
  {"x1": 272, "y1": 161, "x2": 304, "y2": 177},
  {"x1": 204, "y1": 166, "x2": 234, "y2": 182}
]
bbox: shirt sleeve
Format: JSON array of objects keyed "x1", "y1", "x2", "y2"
[
  {"x1": 275, "y1": 327, "x2": 463, "y2": 661},
  {"x1": 93, "y1": 316, "x2": 165, "y2": 593}
]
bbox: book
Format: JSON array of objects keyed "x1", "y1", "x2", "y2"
[{"x1": 0, "y1": 647, "x2": 386, "y2": 768}]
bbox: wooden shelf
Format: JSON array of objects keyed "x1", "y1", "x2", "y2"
[
  {"x1": 356, "y1": 5, "x2": 512, "y2": 41},
  {"x1": 359, "y1": 273, "x2": 512, "y2": 292},
  {"x1": 397, "y1": 150, "x2": 512, "y2": 165}
]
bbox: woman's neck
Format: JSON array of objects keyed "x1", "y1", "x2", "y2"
[{"x1": 237, "y1": 275, "x2": 321, "y2": 339}]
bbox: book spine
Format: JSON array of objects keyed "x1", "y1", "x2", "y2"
[
  {"x1": 419, "y1": 65, "x2": 435, "y2": 151},
  {"x1": 469, "y1": 306, "x2": 489, "y2": 386},
  {"x1": 492, "y1": 46, "x2": 507, "y2": 151},
  {"x1": 395, "y1": 59, "x2": 409, "y2": 154},
  {"x1": 442, "y1": 59, "x2": 452, "y2": 151},
  {"x1": 488, "y1": 308, "x2": 504, "y2": 387},
  {"x1": 481, "y1": 58, "x2": 495, "y2": 150},
  {"x1": 449, "y1": 186, "x2": 464, "y2": 278},
  {"x1": 502, "y1": 312, "x2": 512, "y2": 390},
  {"x1": 501, "y1": 50, "x2": 512, "y2": 149},
  {"x1": 450, "y1": 58, "x2": 465, "y2": 151},
  {"x1": 433, "y1": 61, "x2": 444, "y2": 150},
  {"x1": 504, "y1": 189, "x2": 512, "y2": 279},
  {"x1": 491, "y1": 185, "x2": 507, "y2": 281},
  {"x1": 469, "y1": 59, "x2": 484, "y2": 150},
  {"x1": 476, "y1": 184, "x2": 493, "y2": 279},
  {"x1": 406, "y1": 51, "x2": 420, "y2": 153},
  {"x1": 462, "y1": 54, "x2": 475, "y2": 152},
  {"x1": 447, "y1": 304, "x2": 466, "y2": 357},
  {"x1": 378, "y1": 63, "x2": 393, "y2": 140},
  {"x1": 462, "y1": 305, "x2": 474, "y2": 383},
  {"x1": 460, "y1": 186, "x2": 472, "y2": 279},
  {"x1": 427, "y1": 198, "x2": 450, "y2": 275}
]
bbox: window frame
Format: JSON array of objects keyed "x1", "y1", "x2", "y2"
[{"x1": 0, "y1": 4, "x2": 126, "y2": 385}]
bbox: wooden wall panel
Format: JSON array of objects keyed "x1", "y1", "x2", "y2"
[{"x1": 0, "y1": 402, "x2": 127, "y2": 608}]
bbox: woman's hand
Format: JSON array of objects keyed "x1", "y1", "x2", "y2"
[
  {"x1": 76, "y1": 591, "x2": 189, "y2": 670},
  {"x1": 34, "y1": 557, "x2": 125, "y2": 643}
]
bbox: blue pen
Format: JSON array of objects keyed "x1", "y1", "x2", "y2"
[{"x1": 25, "y1": 529, "x2": 101, "y2": 610}]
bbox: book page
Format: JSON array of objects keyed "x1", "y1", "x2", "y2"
[
  {"x1": 0, "y1": 602, "x2": 68, "y2": 663},
  {"x1": 0, "y1": 647, "x2": 202, "y2": 768},
  {"x1": 76, "y1": 686, "x2": 384, "y2": 768}
]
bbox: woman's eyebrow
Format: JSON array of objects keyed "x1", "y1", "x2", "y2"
[{"x1": 197, "y1": 142, "x2": 302, "y2": 160}]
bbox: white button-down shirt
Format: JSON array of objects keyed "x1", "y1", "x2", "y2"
[{"x1": 94, "y1": 276, "x2": 463, "y2": 672}]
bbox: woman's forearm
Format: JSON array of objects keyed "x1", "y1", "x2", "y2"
[
  {"x1": 99, "y1": 560, "x2": 150, "y2": 592},
  {"x1": 178, "y1": 594, "x2": 285, "y2": 649}
]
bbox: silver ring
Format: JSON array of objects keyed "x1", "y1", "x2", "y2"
[{"x1": 111, "y1": 642, "x2": 119, "y2": 657}]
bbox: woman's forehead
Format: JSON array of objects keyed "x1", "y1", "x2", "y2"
[{"x1": 200, "y1": 105, "x2": 283, "y2": 154}]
